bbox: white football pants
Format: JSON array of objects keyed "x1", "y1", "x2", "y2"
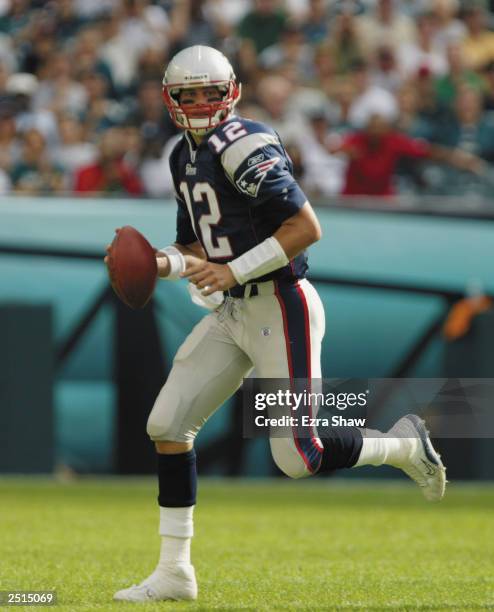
[{"x1": 147, "y1": 279, "x2": 326, "y2": 478}]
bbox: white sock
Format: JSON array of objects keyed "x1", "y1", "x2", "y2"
[
  {"x1": 156, "y1": 506, "x2": 194, "y2": 570},
  {"x1": 353, "y1": 429, "x2": 409, "y2": 467},
  {"x1": 158, "y1": 536, "x2": 191, "y2": 567}
]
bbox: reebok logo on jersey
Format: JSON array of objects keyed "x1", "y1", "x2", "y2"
[
  {"x1": 236, "y1": 157, "x2": 280, "y2": 198},
  {"x1": 247, "y1": 153, "x2": 265, "y2": 167}
]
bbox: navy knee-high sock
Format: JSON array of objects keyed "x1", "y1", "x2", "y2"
[
  {"x1": 157, "y1": 449, "x2": 197, "y2": 507},
  {"x1": 318, "y1": 426, "x2": 363, "y2": 472}
]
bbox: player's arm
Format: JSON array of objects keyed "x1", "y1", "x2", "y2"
[
  {"x1": 392, "y1": 133, "x2": 485, "y2": 174},
  {"x1": 272, "y1": 201, "x2": 321, "y2": 259},
  {"x1": 427, "y1": 145, "x2": 485, "y2": 174},
  {"x1": 327, "y1": 133, "x2": 361, "y2": 159}
]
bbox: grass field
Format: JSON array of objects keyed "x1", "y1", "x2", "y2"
[{"x1": 0, "y1": 478, "x2": 493, "y2": 611}]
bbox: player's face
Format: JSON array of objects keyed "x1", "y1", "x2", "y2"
[{"x1": 178, "y1": 87, "x2": 222, "y2": 118}]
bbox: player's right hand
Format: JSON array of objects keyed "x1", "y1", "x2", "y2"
[{"x1": 182, "y1": 261, "x2": 237, "y2": 295}]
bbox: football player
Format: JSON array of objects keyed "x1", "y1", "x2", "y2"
[{"x1": 113, "y1": 46, "x2": 446, "y2": 602}]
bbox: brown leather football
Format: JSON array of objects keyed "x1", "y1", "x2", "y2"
[{"x1": 106, "y1": 226, "x2": 158, "y2": 309}]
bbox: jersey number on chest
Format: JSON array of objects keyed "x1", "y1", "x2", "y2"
[{"x1": 179, "y1": 181, "x2": 233, "y2": 258}]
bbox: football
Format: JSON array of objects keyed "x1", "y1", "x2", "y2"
[{"x1": 106, "y1": 226, "x2": 158, "y2": 309}]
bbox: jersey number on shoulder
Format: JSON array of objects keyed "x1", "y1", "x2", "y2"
[
  {"x1": 179, "y1": 181, "x2": 233, "y2": 258},
  {"x1": 208, "y1": 121, "x2": 248, "y2": 154}
]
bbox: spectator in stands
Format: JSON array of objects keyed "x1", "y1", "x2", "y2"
[
  {"x1": 330, "y1": 76, "x2": 357, "y2": 131},
  {"x1": 72, "y1": 26, "x2": 115, "y2": 95},
  {"x1": 50, "y1": 115, "x2": 98, "y2": 184},
  {"x1": 397, "y1": 11, "x2": 448, "y2": 78},
  {"x1": 74, "y1": 127, "x2": 143, "y2": 196},
  {"x1": 328, "y1": 7, "x2": 364, "y2": 74},
  {"x1": 410, "y1": 66, "x2": 448, "y2": 123},
  {"x1": 460, "y1": 3, "x2": 494, "y2": 70},
  {"x1": 0, "y1": 60, "x2": 10, "y2": 95},
  {"x1": 255, "y1": 73, "x2": 307, "y2": 145},
  {"x1": 6, "y1": 72, "x2": 58, "y2": 147},
  {"x1": 50, "y1": 0, "x2": 85, "y2": 42},
  {"x1": 125, "y1": 80, "x2": 176, "y2": 160},
  {"x1": 0, "y1": 28, "x2": 16, "y2": 73},
  {"x1": 134, "y1": 47, "x2": 168, "y2": 88},
  {"x1": 121, "y1": 124, "x2": 143, "y2": 171},
  {"x1": 258, "y1": 23, "x2": 315, "y2": 83},
  {"x1": 371, "y1": 45, "x2": 403, "y2": 93},
  {"x1": 119, "y1": 0, "x2": 171, "y2": 54},
  {"x1": 300, "y1": 0, "x2": 330, "y2": 45},
  {"x1": 434, "y1": 85, "x2": 494, "y2": 160},
  {"x1": 329, "y1": 107, "x2": 484, "y2": 196},
  {"x1": 202, "y1": 0, "x2": 250, "y2": 38},
  {"x1": 347, "y1": 59, "x2": 399, "y2": 129},
  {"x1": 0, "y1": 0, "x2": 30, "y2": 37},
  {"x1": 99, "y1": 10, "x2": 141, "y2": 95},
  {"x1": 357, "y1": 0, "x2": 417, "y2": 56},
  {"x1": 18, "y1": 10, "x2": 58, "y2": 76},
  {"x1": 10, "y1": 128, "x2": 65, "y2": 194},
  {"x1": 431, "y1": 0, "x2": 466, "y2": 51},
  {"x1": 435, "y1": 42, "x2": 484, "y2": 107},
  {"x1": 33, "y1": 51, "x2": 88, "y2": 116},
  {"x1": 298, "y1": 108, "x2": 347, "y2": 197},
  {"x1": 395, "y1": 84, "x2": 436, "y2": 193},
  {"x1": 481, "y1": 60, "x2": 494, "y2": 109},
  {"x1": 312, "y1": 42, "x2": 337, "y2": 91},
  {"x1": 396, "y1": 84, "x2": 435, "y2": 140},
  {"x1": 79, "y1": 71, "x2": 126, "y2": 135},
  {"x1": 237, "y1": 0, "x2": 286, "y2": 54},
  {"x1": 0, "y1": 96, "x2": 21, "y2": 173},
  {"x1": 176, "y1": 0, "x2": 218, "y2": 49},
  {"x1": 237, "y1": 0, "x2": 287, "y2": 80},
  {"x1": 139, "y1": 133, "x2": 180, "y2": 198},
  {"x1": 73, "y1": 0, "x2": 118, "y2": 20}
]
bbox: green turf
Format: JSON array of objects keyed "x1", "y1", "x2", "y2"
[{"x1": 0, "y1": 478, "x2": 493, "y2": 611}]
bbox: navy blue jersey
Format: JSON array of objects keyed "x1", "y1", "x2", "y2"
[{"x1": 169, "y1": 115, "x2": 309, "y2": 283}]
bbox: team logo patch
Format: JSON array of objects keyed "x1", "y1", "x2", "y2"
[
  {"x1": 236, "y1": 157, "x2": 280, "y2": 197},
  {"x1": 186, "y1": 163, "x2": 196, "y2": 176}
]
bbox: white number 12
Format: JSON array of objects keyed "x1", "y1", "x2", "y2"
[{"x1": 179, "y1": 181, "x2": 233, "y2": 258}]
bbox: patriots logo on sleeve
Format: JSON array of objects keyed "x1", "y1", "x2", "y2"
[{"x1": 235, "y1": 156, "x2": 280, "y2": 197}]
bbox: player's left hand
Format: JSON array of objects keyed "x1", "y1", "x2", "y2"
[{"x1": 182, "y1": 261, "x2": 236, "y2": 296}]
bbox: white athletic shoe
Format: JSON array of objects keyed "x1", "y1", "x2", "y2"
[
  {"x1": 388, "y1": 414, "x2": 447, "y2": 502},
  {"x1": 113, "y1": 564, "x2": 197, "y2": 602}
]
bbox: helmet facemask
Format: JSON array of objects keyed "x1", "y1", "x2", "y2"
[{"x1": 162, "y1": 79, "x2": 241, "y2": 136}]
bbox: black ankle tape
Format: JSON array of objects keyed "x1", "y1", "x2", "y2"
[
  {"x1": 157, "y1": 449, "x2": 197, "y2": 507},
  {"x1": 318, "y1": 427, "x2": 363, "y2": 472}
]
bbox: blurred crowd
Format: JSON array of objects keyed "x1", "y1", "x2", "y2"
[{"x1": 2, "y1": 0, "x2": 494, "y2": 199}]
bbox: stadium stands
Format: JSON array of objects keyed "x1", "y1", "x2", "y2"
[{"x1": 2, "y1": 0, "x2": 494, "y2": 200}]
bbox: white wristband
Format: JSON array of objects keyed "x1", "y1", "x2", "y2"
[
  {"x1": 227, "y1": 237, "x2": 289, "y2": 285},
  {"x1": 159, "y1": 246, "x2": 186, "y2": 280}
]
